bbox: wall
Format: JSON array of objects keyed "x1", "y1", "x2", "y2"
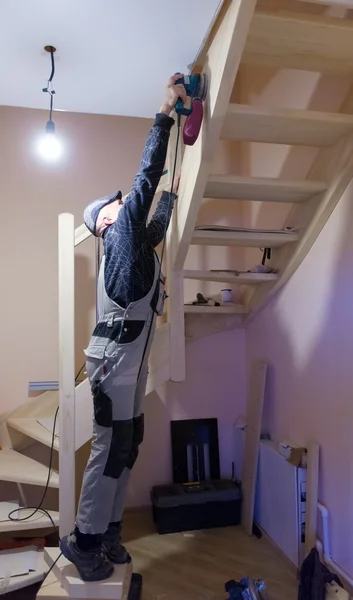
[
  {"x1": 246, "y1": 184, "x2": 353, "y2": 577},
  {"x1": 127, "y1": 327, "x2": 246, "y2": 506},
  {"x1": 0, "y1": 105, "x2": 153, "y2": 415},
  {"x1": 240, "y1": 57, "x2": 353, "y2": 575}
]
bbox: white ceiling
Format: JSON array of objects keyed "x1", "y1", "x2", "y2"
[{"x1": 0, "y1": 0, "x2": 221, "y2": 118}]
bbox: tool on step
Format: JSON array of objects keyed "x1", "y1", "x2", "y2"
[{"x1": 174, "y1": 73, "x2": 208, "y2": 146}]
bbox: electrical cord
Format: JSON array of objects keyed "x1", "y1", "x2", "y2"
[
  {"x1": 1, "y1": 364, "x2": 85, "y2": 588},
  {"x1": 1, "y1": 405, "x2": 59, "y2": 530},
  {"x1": 137, "y1": 112, "x2": 181, "y2": 379}
]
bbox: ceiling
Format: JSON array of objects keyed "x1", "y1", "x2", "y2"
[{"x1": 0, "y1": 0, "x2": 221, "y2": 118}]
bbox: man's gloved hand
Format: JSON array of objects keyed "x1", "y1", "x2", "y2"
[{"x1": 160, "y1": 75, "x2": 187, "y2": 116}]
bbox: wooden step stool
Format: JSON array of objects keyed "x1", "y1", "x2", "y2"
[{"x1": 36, "y1": 547, "x2": 142, "y2": 600}]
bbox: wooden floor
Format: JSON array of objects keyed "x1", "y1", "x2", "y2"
[{"x1": 123, "y1": 510, "x2": 298, "y2": 600}]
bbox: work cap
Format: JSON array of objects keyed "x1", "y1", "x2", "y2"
[{"x1": 84, "y1": 190, "x2": 122, "y2": 236}]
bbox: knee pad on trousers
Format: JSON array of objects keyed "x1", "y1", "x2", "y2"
[
  {"x1": 93, "y1": 386, "x2": 113, "y2": 428},
  {"x1": 127, "y1": 414, "x2": 144, "y2": 470},
  {"x1": 103, "y1": 419, "x2": 134, "y2": 479}
]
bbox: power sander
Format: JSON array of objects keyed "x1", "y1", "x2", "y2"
[{"x1": 174, "y1": 73, "x2": 208, "y2": 146}]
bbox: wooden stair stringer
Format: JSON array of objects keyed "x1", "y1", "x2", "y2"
[{"x1": 172, "y1": 0, "x2": 258, "y2": 270}]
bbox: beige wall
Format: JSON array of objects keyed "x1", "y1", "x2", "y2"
[
  {"x1": 240, "y1": 64, "x2": 353, "y2": 577},
  {"x1": 0, "y1": 105, "x2": 153, "y2": 414},
  {"x1": 247, "y1": 185, "x2": 353, "y2": 578},
  {"x1": 128, "y1": 328, "x2": 246, "y2": 506}
]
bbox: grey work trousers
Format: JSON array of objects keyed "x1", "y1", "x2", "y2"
[{"x1": 76, "y1": 315, "x2": 155, "y2": 535}]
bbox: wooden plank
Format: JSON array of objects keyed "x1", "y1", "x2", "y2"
[
  {"x1": 172, "y1": 0, "x2": 258, "y2": 270},
  {"x1": 242, "y1": 361, "x2": 267, "y2": 536},
  {"x1": 248, "y1": 131, "x2": 353, "y2": 319},
  {"x1": 298, "y1": 0, "x2": 353, "y2": 6},
  {"x1": 0, "y1": 509, "x2": 59, "y2": 534},
  {"x1": 148, "y1": 322, "x2": 170, "y2": 378},
  {"x1": 4, "y1": 551, "x2": 47, "y2": 595},
  {"x1": 242, "y1": 11, "x2": 353, "y2": 75},
  {"x1": 74, "y1": 379, "x2": 93, "y2": 451},
  {"x1": 74, "y1": 223, "x2": 90, "y2": 247},
  {"x1": 205, "y1": 174, "x2": 327, "y2": 203},
  {"x1": 0, "y1": 449, "x2": 59, "y2": 488},
  {"x1": 191, "y1": 229, "x2": 298, "y2": 247},
  {"x1": 166, "y1": 119, "x2": 185, "y2": 382},
  {"x1": 184, "y1": 304, "x2": 248, "y2": 314},
  {"x1": 222, "y1": 104, "x2": 353, "y2": 147},
  {"x1": 9, "y1": 391, "x2": 58, "y2": 420},
  {"x1": 183, "y1": 270, "x2": 278, "y2": 283},
  {"x1": 58, "y1": 213, "x2": 76, "y2": 538},
  {"x1": 305, "y1": 443, "x2": 320, "y2": 556},
  {"x1": 7, "y1": 417, "x2": 59, "y2": 451}
]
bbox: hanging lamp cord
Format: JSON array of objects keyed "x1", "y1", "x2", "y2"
[{"x1": 42, "y1": 47, "x2": 56, "y2": 121}]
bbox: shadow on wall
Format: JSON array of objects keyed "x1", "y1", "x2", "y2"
[{"x1": 246, "y1": 183, "x2": 353, "y2": 577}]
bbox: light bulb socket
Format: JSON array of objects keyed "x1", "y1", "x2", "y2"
[{"x1": 45, "y1": 120, "x2": 55, "y2": 134}]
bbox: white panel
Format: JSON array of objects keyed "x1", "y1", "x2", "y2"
[{"x1": 254, "y1": 440, "x2": 302, "y2": 566}]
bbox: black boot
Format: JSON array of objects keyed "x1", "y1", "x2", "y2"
[{"x1": 102, "y1": 522, "x2": 131, "y2": 565}]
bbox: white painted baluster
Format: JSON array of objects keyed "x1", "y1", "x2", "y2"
[{"x1": 58, "y1": 213, "x2": 76, "y2": 539}]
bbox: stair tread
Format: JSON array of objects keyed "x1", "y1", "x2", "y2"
[
  {"x1": 222, "y1": 104, "x2": 353, "y2": 147},
  {"x1": 183, "y1": 270, "x2": 278, "y2": 283},
  {"x1": 7, "y1": 417, "x2": 59, "y2": 451},
  {"x1": 242, "y1": 10, "x2": 353, "y2": 75},
  {"x1": 191, "y1": 228, "x2": 299, "y2": 248},
  {"x1": 1, "y1": 550, "x2": 47, "y2": 594},
  {"x1": 0, "y1": 508, "x2": 59, "y2": 533},
  {"x1": 184, "y1": 304, "x2": 248, "y2": 314},
  {"x1": 205, "y1": 174, "x2": 327, "y2": 203},
  {"x1": 0, "y1": 449, "x2": 59, "y2": 488}
]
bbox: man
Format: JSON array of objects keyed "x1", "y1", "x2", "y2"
[{"x1": 60, "y1": 75, "x2": 186, "y2": 581}]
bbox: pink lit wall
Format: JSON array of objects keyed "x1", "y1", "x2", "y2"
[
  {"x1": 246, "y1": 185, "x2": 353, "y2": 577},
  {"x1": 241, "y1": 58, "x2": 353, "y2": 576},
  {"x1": 0, "y1": 105, "x2": 153, "y2": 416},
  {"x1": 127, "y1": 328, "x2": 246, "y2": 506}
]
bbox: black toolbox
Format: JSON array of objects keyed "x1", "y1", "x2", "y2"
[{"x1": 151, "y1": 479, "x2": 242, "y2": 534}]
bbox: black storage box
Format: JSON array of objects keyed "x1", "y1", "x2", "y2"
[{"x1": 151, "y1": 479, "x2": 242, "y2": 534}]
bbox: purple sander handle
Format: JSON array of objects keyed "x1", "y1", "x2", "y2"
[{"x1": 183, "y1": 99, "x2": 203, "y2": 146}]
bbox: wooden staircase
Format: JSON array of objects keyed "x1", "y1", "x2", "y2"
[{"x1": 2, "y1": 0, "x2": 353, "y2": 575}]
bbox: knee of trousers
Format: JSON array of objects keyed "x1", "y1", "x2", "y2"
[
  {"x1": 93, "y1": 388, "x2": 134, "y2": 480},
  {"x1": 127, "y1": 414, "x2": 144, "y2": 470}
]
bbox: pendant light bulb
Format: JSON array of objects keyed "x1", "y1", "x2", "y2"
[
  {"x1": 37, "y1": 120, "x2": 62, "y2": 161},
  {"x1": 37, "y1": 45, "x2": 63, "y2": 162}
]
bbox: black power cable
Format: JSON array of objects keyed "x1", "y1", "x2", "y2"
[
  {"x1": 1, "y1": 364, "x2": 85, "y2": 589},
  {"x1": 137, "y1": 112, "x2": 181, "y2": 379}
]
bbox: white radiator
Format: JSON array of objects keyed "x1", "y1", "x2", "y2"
[{"x1": 254, "y1": 440, "x2": 307, "y2": 567}]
